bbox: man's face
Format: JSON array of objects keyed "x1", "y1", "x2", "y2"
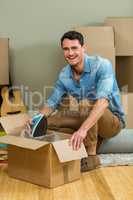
[{"x1": 62, "y1": 39, "x2": 85, "y2": 67}]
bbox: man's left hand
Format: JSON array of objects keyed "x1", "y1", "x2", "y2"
[{"x1": 69, "y1": 128, "x2": 88, "y2": 150}]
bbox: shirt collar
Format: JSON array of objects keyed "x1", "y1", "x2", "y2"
[
  {"x1": 68, "y1": 54, "x2": 91, "y2": 77},
  {"x1": 83, "y1": 54, "x2": 91, "y2": 73}
]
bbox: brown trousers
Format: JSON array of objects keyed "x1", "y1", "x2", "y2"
[{"x1": 47, "y1": 98, "x2": 121, "y2": 155}]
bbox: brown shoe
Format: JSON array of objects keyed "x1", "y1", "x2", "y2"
[{"x1": 81, "y1": 155, "x2": 100, "y2": 172}]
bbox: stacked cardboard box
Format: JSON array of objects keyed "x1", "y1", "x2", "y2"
[
  {"x1": 105, "y1": 17, "x2": 133, "y2": 128},
  {"x1": 105, "y1": 17, "x2": 133, "y2": 92},
  {"x1": 0, "y1": 38, "x2": 9, "y2": 85},
  {"x1": 0, "y1": 38, "x2": 9, "y2": 167},
  {"x1": 74, "y1": 26, "x2": 115, "y2": 70},
  {"x1": 121, "y1": 93, "x2": 133, "y2": 129},
  {"x1": 105, "y1": 17, "x2": 133, "y2": 56}
]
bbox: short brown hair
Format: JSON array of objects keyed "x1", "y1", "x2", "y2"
[{"x1": 60, "y1": 31, "x2": 84, "y2": 47}]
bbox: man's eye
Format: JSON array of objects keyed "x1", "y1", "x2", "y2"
[
  {"x1": 63, "y1": 46, "x2": 78, "y2": 51},
  {"x1": 63, "y1": 48, "x2": 69, "y2": 51},
  {"x1": 71, "y1": 47, "x2": 78, "y2": 50}
]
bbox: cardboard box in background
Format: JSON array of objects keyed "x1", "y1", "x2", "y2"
[
  {"x1": 0, "y1": 114, "x2": 87, "y2": 188},
  {"x1": 74, "y1": 26, "x2": 115, "y2": 70},
  {"x1": 116, "y1": 56, "x2": 133, "y2": 92},
  {"x1": 0, "y1": 38, "x2": 9, "y2": 85},
  {"x1": 121, "y1": 93, "x2": 133, "y2": 129},
  {"x1": 105, "y1": 17, "x2": 133, "y2": 56}
]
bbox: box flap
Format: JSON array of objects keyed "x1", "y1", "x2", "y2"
[
  {"x1": 0, "y1": 113, "x2": 29, "y2": 135},
  {"x1": 52, "y1": 139, "x2": 88, "y2": 163},
  {"x1": 0, "y1": 135, "x2": 49, "y2": 150}
]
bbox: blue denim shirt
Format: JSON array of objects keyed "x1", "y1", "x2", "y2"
[{"x1": 46, "y1": 54, "x2": 125, "y2": 128}]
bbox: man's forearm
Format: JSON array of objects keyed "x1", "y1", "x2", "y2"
[{"x1": 79, "y1": 98, "x2": 109, "y2": 132}]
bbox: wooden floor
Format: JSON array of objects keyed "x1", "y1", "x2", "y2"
[{"x1": 0, "y1": 165, "x2": 133, "y2": 200}]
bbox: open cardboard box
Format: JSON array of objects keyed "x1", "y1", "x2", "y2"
[{"x1": 0, "y1": 114, "x2": 87, "y2": 188}]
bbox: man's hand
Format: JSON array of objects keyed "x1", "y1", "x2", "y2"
[
  {"x1": 39, "y1": 106, "x2": 54, "y2": 117},
  {"x1": 69, "y1": 128, "x2": 88, "y2": 150},
  {"x1": 24, "y1": 117, "x2": 32, "y2": 135}
]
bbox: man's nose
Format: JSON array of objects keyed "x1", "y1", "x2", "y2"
[{"x1": 68, "y1": 48, "x2": 74, "y2": 55}]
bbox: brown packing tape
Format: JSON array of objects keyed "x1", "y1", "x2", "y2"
[{"x1": 63, "y1": 163, "x2": 69, "y2": 184}]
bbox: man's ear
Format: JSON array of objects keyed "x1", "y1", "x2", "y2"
[{"x1": 82, "y1": 44, "x2": 87, "y2": 53}]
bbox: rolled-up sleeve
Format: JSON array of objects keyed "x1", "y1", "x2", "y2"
[
  {"x1": 96, "y1": 59, "x2": 114, "y2": 101},
  {"x1": 46, "y1": 78, "x2": 66, "y2": 109}
]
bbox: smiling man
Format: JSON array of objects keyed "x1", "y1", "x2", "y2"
[{"x1": 36, "y1": 31, "x2": 125, "y2": 171}]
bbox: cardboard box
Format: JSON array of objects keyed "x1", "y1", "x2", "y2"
[
  {"x1": 116, "y1": 56, "x2": 133, "y2": 92},
  {"x1": 121, "y1": 93, "x2": 133, "y2": 129},
  {"x1": 0, "y1": 114, "x2": 87, "y2": 188},
  {"x1": 105, "y1": 17, "x2": 133, "y2": 56},
  {"x1": 0, "y1": 38, "x2": 9, "y2": 85},
  {"x1": 74, "y1": 26, "x2": 115, "y2": 70}
]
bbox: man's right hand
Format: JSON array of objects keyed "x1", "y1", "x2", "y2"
[
  {"x1": 39, "y1": 106, "x2": 54, "y2": 117},
  {"x1": 25, "y1": 117, "x2": 32, "y2": 133},
  {"x1": 25, "y1": 106, "x2": 53, "y2": 134}
]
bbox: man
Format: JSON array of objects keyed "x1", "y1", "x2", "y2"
[{"x1": 34, "y1": 31, "x2": 125, "y2": 171}]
